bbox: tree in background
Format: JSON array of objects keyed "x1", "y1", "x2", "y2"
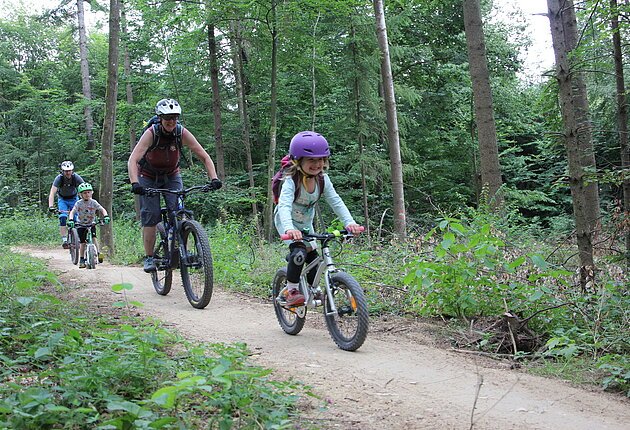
[
  {"x1": 463, "y1": 0, "x2": 503, "y2": 209},
  {"x1": 374, "y1": 0, "x2": 406, "y2": 237},
  {"x1": 548, "y1": 0, "x2": 601, "y2": 288},
  {"x1": 99, "y1": 0, "x2": 120, "y2": 257},
  {"x1": 609, "y1": 0, "x2": 630, "y2": 268},
  {"x1": 76, "y1": 0, "x2": 95, "y2": 150}
]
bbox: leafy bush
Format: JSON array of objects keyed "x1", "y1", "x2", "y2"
[{"x1": 402, "y1": 217, "x2": 571, "y2": 320}]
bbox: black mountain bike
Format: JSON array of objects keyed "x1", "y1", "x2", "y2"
[
  {"x1": 273, "y1": 229, "x2": 369, "y2": 351},
  {"x1": 145, "y1": 185, "x2": 215, "y2": 309}
]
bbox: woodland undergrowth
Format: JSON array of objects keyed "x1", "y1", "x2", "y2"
[{"x1": 1, "y1": 210, "x2": 628, "y2": 399}]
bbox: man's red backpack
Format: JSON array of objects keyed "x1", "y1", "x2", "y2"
[{"x1": 271, "y1": 155, "x2": 324, "y2": 204}]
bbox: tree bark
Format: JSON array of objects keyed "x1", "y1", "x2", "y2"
[
  {"x1": 463, "y1": 0, "x2": 503, "y2": 209},
  {"x1": 351, "y1": 22, "x2": 371, "y2": 240},
  {"x1": 230, "y1": 20, "x2": 259, "y2": 233},
  {"x1": 547, "y1": 0, "x2": 600, "y2": 288},
  {"x1": 77, "y1": 0, "x2": 95, "y2": 150},
  {"x1": 99, "y1": 0, "x2": 120, "y2": 258},
  {"x1": 610, "y1": 0, "x2": 630, "y2": 268},
  {"x1": 207, "y1": 20, "x2": 225, "y2": 182},
  {"x1": 373, "y1": 0, "x2": 406, "y2": 238},
  {"x1": 120, "y1": 3, "x2": 140, "y2": 218},
  {"x1": 264, "y1": 0, "x2": 279, "y2": 241}
]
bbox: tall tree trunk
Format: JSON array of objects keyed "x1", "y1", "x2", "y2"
[
  {"x1": 121, "y1": 3, "x2": 139, "y2": 218},
  {"x1": 463, "y1": 0, "x2": 503, "y2": 209},
  {"x1": 373, "y1": 0, "x2": 406, "y2": 238},
  {"x1": 547, "y1": 0, "x2": 600, "y2": 288},
  {"x1": 264, "y1": 0, "x2": 279, "y2": 241},
  {"x1": 77, "y1": 0, "x2": 95, "y2": 150},
  {"x1": 310, "y1": 12, "x2": 321, "y2": 131},
  {"x1": 230, "y1": 21, "x2": 259, "y2": 233},
  {"x1": 99, "y1": 0, "x2": 120, "y2": 257},
  {"x1": 207, "y1": 22, "x2": 225, "y2": 181},
  {"x1": 610, "y1": 0, "x2": 630, "y2": 269},
  {"x1": 351, "y1": 22, "x2": 371, "y2": 240}
]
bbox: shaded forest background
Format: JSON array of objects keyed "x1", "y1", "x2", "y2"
[{"x1": 0, "y1": 0, "x2": 627, "y2": 252}]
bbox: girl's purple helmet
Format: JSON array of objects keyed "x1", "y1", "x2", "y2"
[{"x1": 289, "y1": 131, "x2": 330, "y2": 159}]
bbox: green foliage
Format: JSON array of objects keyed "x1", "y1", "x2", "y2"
[
  {"x1": 402, "y1": 216, "x2": 571, "y2": 319},
  {"x1": 0, "y1": 248, "x2": 303, "y2": 428}
]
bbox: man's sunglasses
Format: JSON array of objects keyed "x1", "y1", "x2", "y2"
[{"x1": 160, "y1": 115, "x2": 179, "y2": 121}]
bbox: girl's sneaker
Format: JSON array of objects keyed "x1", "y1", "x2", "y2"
[
  {"x1": 79, "y1": 258, "x2": 86, "y2": 268},
  {"x1": 285, "y1": 288, "x2": 305, "y2": 306}
]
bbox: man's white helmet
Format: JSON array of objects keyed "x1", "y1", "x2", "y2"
[
  {"x1": 155, "y1": 98, "x2": 182, "y2": 116},
  {"x1": 60, "y1": 161, "x2": 74, "y2": 171}
]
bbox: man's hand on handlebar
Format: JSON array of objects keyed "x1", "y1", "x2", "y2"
[
  {"x1": 48, "y1": 206, "x2": 57, "y2": 213},
  {"x1": 131, "y1": 182, "x2": 146, "y2": 195},
  {"x1": 205, "y1": 178, "x2": 222, "y2": 191}
]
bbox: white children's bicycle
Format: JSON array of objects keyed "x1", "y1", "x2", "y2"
[{"x1": 272, "y1": 228, "x2": 369, "y2": 351}]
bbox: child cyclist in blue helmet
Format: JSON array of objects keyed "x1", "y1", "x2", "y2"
[{"x1": 274, "y1": 131, "x2": 363, "y2": 306}]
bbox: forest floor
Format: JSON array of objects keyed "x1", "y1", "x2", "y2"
[{"x1": 17, "y1": 246, "x2": 630, "y2": 430}]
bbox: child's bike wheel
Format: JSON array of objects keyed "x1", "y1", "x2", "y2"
[
  {"x1": 323, "y1": 272, "x2": 369, "y2": 351},
  {"x1": 272, "y1": 268, "x2": 306, "y2": 335},
  {"x1": 152, "y1": 223, "x2": 172, "y2": 295},
  {"x1": 180, "y1": 220, "x2": 213, "y2": 309},
  {"x1": 68, "y1": 229, "x2": 80, "y2": 265},
  {"x1": 86, "y1": 243, "x2": 97, "y2": 269}
]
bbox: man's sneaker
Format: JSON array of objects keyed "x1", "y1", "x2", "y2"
[
  {"x1": 143, "y1": 256, "x2": 156, "y2": 273},
  {"x1": 79, "y1": 258, "x2": 86, "y2": 269},
  {"x1": 62, "y1": 240, "x2": 70, "y2": 249},
  {"x1": 98, "y1": 253, "x2": 104, "y2": 263},
  {"x1": 285, "y1": 288, "x2": 305, "y2": 307}
]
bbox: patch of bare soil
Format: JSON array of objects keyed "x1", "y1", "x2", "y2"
[{"x1": 17, "y1": 246, "x2": 630, "y2": 429}]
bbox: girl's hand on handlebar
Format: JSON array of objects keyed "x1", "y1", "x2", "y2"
[
  {"x1": 283, "y1": 229, "x2": 303, "y2": 241},
  {"x1": 345, "y1": 224, "x2": 364, "y2": 234}
]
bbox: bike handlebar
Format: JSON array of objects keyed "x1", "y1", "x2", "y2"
[
  {"x1": 280, "y1": 226, "x2": 364, "y2": 241},
  {"x1": 144, "y1": 184, "x2": 216, "y2": 197}
]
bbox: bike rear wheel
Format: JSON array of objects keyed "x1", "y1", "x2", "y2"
[
  {"x1": 180, "y1": 220, "x2": 213, "y2": 309},
  {"x1": 323, "y1": 272, "x2": 369, "y2": 351},
  {"x1": 272, "y1": 268, "x2": 306, "y2": 335},
  {"x1": 152, "y1": 222, "x2": 173, "y2": 296},
  {"x1": 68, "y1": 228, "x2": 80, "y2": 265},
  {"x1": 86, "y1": 243, "x2": 97, "y2": 269}
]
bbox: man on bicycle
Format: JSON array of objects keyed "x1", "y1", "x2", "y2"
[
  {"x1": 127, "y1": 98, "x2": 222, "y2": 273},
  {"x1": 48, "y1": 161, "x2": 84, "y2": 249}
]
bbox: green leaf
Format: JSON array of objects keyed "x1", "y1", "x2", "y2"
[
  {"x1": 111, "y1": 283, "x2": 134, "y2": 292},
  {"x1": 530, "y1": 254, "x2": 549, "y2": 270},
  {"x1": 34, "y1": 347, "x2": 51, "y2": 359}
]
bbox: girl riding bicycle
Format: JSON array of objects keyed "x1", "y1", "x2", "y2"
[
  {"x1": 274, "y1": 131, "x2": 362, "y2": 307},
  {"x1": 67, "y1": 183, "x2": 110, "y2": 268}
]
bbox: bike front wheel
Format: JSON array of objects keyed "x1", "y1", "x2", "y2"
[
  {"x1": 86, "y1": 243, "x2": 97, "y2": 269},
  {"x1": 151, "y1": 222, "x2": 173, "y2": 296},
  {"x1": 323, "y1": 272, "x2": 369, "y2": 351},
  {"x1": 179, "y1": 220, "x2": 213, "y2": 309},
  {"x1": 272, "y1": 268, "x2": 306, "y2": 335},
  {"x1": 68, "y1": 229, "x2": 80, "y2": 265}
]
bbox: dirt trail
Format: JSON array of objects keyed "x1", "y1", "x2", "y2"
[{"x1": 18, "y1": 247, "x2": 630, "y2": 429}]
